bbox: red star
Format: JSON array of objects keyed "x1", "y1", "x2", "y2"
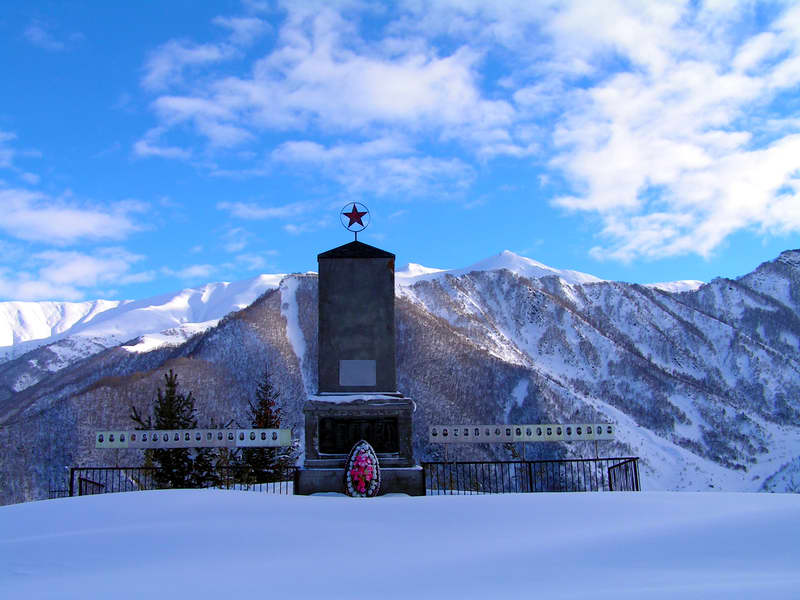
[{"x1": 343, "y1": 203, "x2": 368, "y2": 227}]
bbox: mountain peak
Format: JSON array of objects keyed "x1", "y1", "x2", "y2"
[
  {"x1": 777, "y1": 249, "x2": 800, "y2": 268},
  {"x1": 463, "y1": 251, "x2": 604, "y2": 285}
]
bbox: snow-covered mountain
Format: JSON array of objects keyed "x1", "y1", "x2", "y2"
[
  {"x1": 1, "y1": 252, "x2": 597, "y2": 368},
  {"x1": 0, "y1": 274, "x2": 287, "y2": 394},
  {"x1": 395, "y1": 250, "x2": 604, "y2": 288},
  {"x1": 3, "y1": 248, "x2": 800, "y2": 505},
  {"x1": 0, "y1": 253, "x2": 600, "y2": 390}
]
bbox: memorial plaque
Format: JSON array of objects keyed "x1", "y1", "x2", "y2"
[
  {"x1": 339, "y1": 359, "x2": 377, "y2": 386},
  {"x1": 319, "y1": 417, "x2": 398, "y2": 454}
]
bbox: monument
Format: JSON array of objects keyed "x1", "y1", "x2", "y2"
[{"x1": 294, "y1": 203, "x2": 425, "y2": 495}]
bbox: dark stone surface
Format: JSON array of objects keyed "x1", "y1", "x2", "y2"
[
  {"x1": 319, "y1": 416, "x2": 398, "y2": 454},
  {"x1": 317, "y1": 241, "x2": 396, "y2": 393},
  {"x1": 303, "y1": 395, "x2": 415, "y2": 468},
  {"x1": 294, "y1": 466, "x2": 425, "y2": 496},
  {"x1": 318, "y1": 241, "x2": 394, "y2": 259},
  {"x1": 299, "y1": 239, "x2": 422, "y2": 495}
]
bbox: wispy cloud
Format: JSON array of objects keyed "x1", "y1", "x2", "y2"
[
  {"x1": 138, "y1": 6, "x2": 530, "y2": 160},
  {"x1": 273, "y1": 138, "x2": 474, "y2": 196},
  {"x1": 133, "y1": 1, "x2": 800, "y2": 262},
  {"x1": 235, "y1": 253, "x2": 269, "y2": 271},
  {"x1": 23, "y1": 21, "x2": 82, "y2": 51},
  {"x1": 0, "y1": 130, "x2": 17, "y2": 168},
  {"x1": 541, "y1": 2, "x2": 800, "y2": 261},
  {"x1": 133, "y1": 127, "x2": 191, "y2": 159},
  {"x1": 163, "y1": 264, "x2": 217, "y2": 280},
  {"x1": 0, "y1": 188, "x2": 145, "y2": 245},
  {"x1": 142, "y1": 39, "x2": 233, "y2": 91},
  {"x1": 217, "y1": 200, "x2": 311, "y2": 219},
  {"x1": 0, "y1": 248, "x2": 149, "y2": 301},
  {"x1": 212, "y1": 16, "x2": 269, "y2": 46}
]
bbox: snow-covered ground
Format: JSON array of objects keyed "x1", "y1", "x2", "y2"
[{"x1": 2, "y1": 490, "x2": 799, "y2": 599}]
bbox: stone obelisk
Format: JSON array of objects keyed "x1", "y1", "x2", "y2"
[{"x1": 294, "y1": 203, "x2": 424, "y2": 495}]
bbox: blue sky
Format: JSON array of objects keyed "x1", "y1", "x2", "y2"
[{"x1": 1, "y1": 1, "x2": 799, "y2": 301}]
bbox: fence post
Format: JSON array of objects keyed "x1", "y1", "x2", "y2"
[
  {"x1": 526, "y1": 461, "x2": 533, "y2": 493},
  {"x1": 68, "y1": 467, "x2": 75, "y2": 497}
]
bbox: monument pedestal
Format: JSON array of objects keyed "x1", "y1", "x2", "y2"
[{"x1": 295, "y1": 393, "x2": 425, "y2": 495}]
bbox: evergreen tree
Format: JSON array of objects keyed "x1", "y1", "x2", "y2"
[
  {"x1": 130, "y1": 369, "x2": 207, "y2": 489},
  {"x1": 242, "y1": 365, "x2": 297, "y2": 479}
]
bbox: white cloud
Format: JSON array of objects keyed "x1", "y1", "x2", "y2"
[
  {"x1": 24, "y1": 22, "x2": 66, "y2": 51},
  {"x1": 212, "y1": 16, "x2": 269, "y2": 46},
  {"x1": 35, "y1": 248, "x2": 144, "y2": 286},
  {"x1": 273, "y1": 138, "x2": 474, "y2": 196},
  {"x1": 163, "y1": 264, "x2": 216, "y2": 280},
  {"x1": 152, "y1": 97, "x2": 252, "y2": 147},
  {"x1": 221, "y1": 226, "x2": 250, "y2": 253},
  {"x1": 284, "y1": 218, "x2": 329, "y2": 235},
  {"x1": 133, "y1": 128, "x2": 191, "y2": 159},
  {"x1": 542, "y1": 1, "x2": 800, "y2": 261},
  {"x1": 132, "y1": 2, "x2": 800, "y2": 262},
  {"x1": 20, "y1": 172, "x2": 40, "y2": 185},
  {"x1": 0, "y1": 248, "x2": 148, "y2": 301},
  {"x1": 217, "y1": 200, "x2": 311, "y2": 219},
  {"x1": 0, "y1": 130, "x2": 17, "y2": 168},
  {"x1": 0, "y1": 188, "x2": 144, "y2": 245},
  {"x1": 142, "y1": 39, "x2": 233, "y2": 91},
  {"x1": 235, "y1": 253, "x2": 268, "y2": 271},
  {"x1": 140, "y1": 6, "x2": 529, "y2": 159}
]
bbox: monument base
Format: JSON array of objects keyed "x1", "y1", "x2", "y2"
[
  {"x1": 294, "y1": 466, "x2": 425, "y2": 496},
  {"x1": 298, "y1": 393, "x2": 423, "y2": 495}
]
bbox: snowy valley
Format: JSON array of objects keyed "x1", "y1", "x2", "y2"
[{"x1": 1, "y1": 249, "x2": 799, "y2": 505}]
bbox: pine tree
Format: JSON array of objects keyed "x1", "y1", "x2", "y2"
[
  {"x1": 242, "y1": 365, "x2": 297, "y2": 479},
  {"x1": 130, "y1": 369, "x2": 206, "y2": 489}
]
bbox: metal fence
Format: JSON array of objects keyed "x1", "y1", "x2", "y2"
[
  {"x1": 62, "y1": 466, "x2": 297, "y2": 498},
  {"x1": 422, "y1": 457, "x2": 640, "y2": 495},
  {"x1": 54, "y1": 458, "x2": 638, "y2": 499},
  {"x1": 47, "y1": 487, "x2": 70, "y2": 500}
]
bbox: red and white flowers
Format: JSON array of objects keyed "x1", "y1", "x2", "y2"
[{"x1": 344, "y1": 440, "x2": 381, "y2": 497}]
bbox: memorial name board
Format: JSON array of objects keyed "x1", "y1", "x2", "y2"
[
  {"x1": 95, "y1": 428, "x2": 292, "y2": 449},
  {"x1": 428, "y1": 424, "x2": 615, "y2": 443}
]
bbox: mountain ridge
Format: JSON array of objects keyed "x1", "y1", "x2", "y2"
[{"x1": 1, "y1": 249, "x2": 798, "y2": 504}]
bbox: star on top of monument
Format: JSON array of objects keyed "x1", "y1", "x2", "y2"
[{"x1": 340, "y1": 202, "x2": 370, "y2": 238}]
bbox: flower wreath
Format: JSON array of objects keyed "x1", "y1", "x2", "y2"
[{"x1": 344, "y1": 440, "x2": 381, "y2": 497}]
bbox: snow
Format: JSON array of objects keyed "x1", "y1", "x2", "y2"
[
  {"x1": 464, "y1": 250, "x2": 604, "y2": 285},
  {"x1": 0, "y1": 299, "x2": 125, "y2": 349},
  {"x1": 280, "y1": 276, "x2": 308, "y2": 392},
  {"x1": 395, "y1": 262, "x2": 445, "y2": 285},
  {"x1": 396, "y1": 250, "x2": 603, "y2": 290},
  {"x1": 0, "y1": 251, "x2": 602, "y2": 366},
  {"x1": 2, "y1": 490, "x2": 799, "y2": 599},
  {"x1": 121, "y1": 320, "x2": 220, "y2": 353},
  {"x1": 0, "y1": 273, "x2": 285, "y2": 365},
  {"x1": 309, "y1": 393, "x2": 405, "y2": 404},
  {"x1": 644, "y1": 280, "x2": 705, "y2": 293},
  {"x1": 505, "y1": 379, "x2": 529, "y2": 421}
]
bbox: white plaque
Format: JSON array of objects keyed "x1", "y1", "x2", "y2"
[{"x1": 339, "y1": 359, "x2": 376, "y2": 386}]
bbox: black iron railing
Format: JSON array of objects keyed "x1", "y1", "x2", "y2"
[
  {"x1": 422, "y1": 457, "x2": 640, "y2": 495},
  {"x1": 56, "y1": 459, "x2": 637, "y2": 499},
  {"x1": 607, "y1": 457, "x2": 640, "y2": 491},
  {"x1": 47, "y1": 487, "x2": 70, "y2": 500},
  {"x1": 63, "y1": 466, "x2": 297, "y2": 497}
]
